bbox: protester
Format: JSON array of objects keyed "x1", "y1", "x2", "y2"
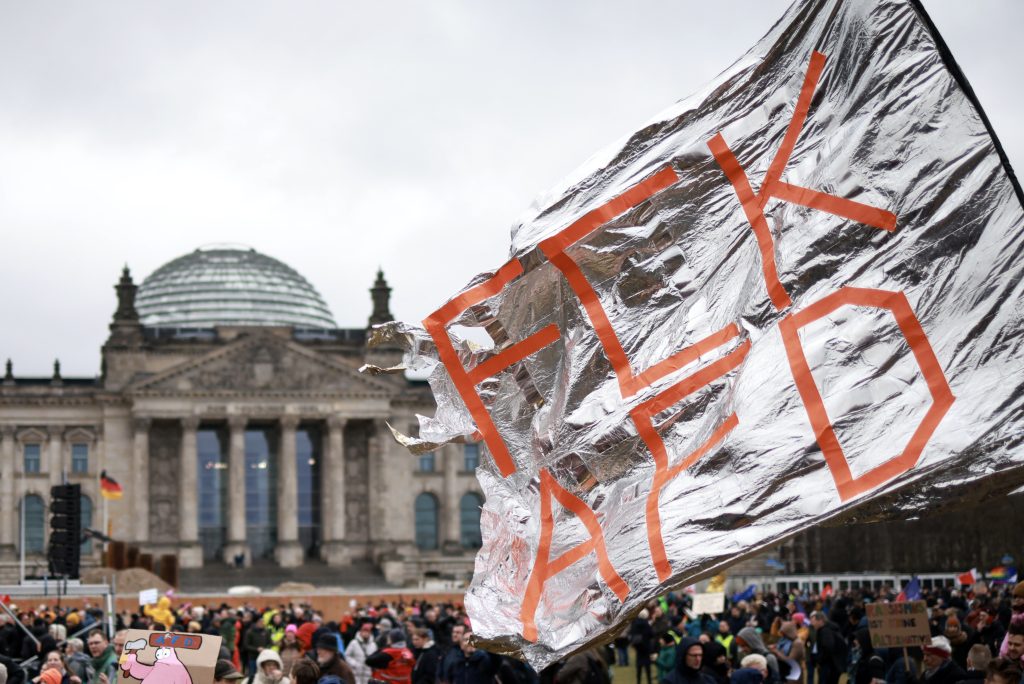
[
  {"x1": 345, "y1": 619, "x2": 378, "y2": 684},
  {"x1": 439, "y1": 623, "x2": 467, "y2": 684},
  {"x1": 983, "y1": 658, "x2": 1022, "y2": 684},
  {"x1": 1005, "y1": 623, "x2": 1024, "y2": 666},
  {"x1": 947, "y1": 616, "x2": 979, "y2": 670},
  {"x1": 410, "y1": 628, "x2": 441, "y2": 684},
  {"x1": 365, "y1": 629, "x2": 415, "y2": 684},
  {"x1": 244, "y1": 616, "x2": 272, "y2": 676},
  {"x1": 254, "y1": 650, "x2": 291, "y2": 684},
  {"x1": 961, "y1": 644, "x2": 994, "y2": 684},
  {"x1": 768, "y1": 622, "x2": 803, "y2": 683},
  {"x1": 445, "y1": 629, "x2": 496, "y2": 684},
  {"x1": 64, "y1": 640, "x2": 92, "y2": 684},
  {"x1": 85, "y1": 631, "x2": 116, "y2": 684},
  {"x1": 731, "y1": 655, "x2": 767, "y2": 684},
  {"x1": 290, "y1": 660, "x2": 320, "y2": 684},
  {"x1": 213, "y1": 660, "x2": 245, "y2": 684},
  {"x1": 654, "y1": 633, "x2": 677, "y2": 683},
  {"x1": 314, "y1": 634, "x2": 355, "y2": 684},
  {"x1": 36, "y1": 651, "x2": 79, "y2": 684},
  {"x1": 735, "y1": 628, "x2": 779, "y2": 684},
  {"x1": 557, "y1": 648, "x2": 610, "y2": 684},
  {"x1": 631, "y1": 610, "x2": 655, "y2": 684},
  {"x1": 922, "y1": 636, "x2": 968, "y2": 684},
  {"x1": 664, "y1": 638, "x2": 714, "y2": 684},
  {"x1": 280, "y1": 626, "x2": 305, "y2": 675},
  {"x1": 809, "y1": 610, "x2": 847, "y2": 684}
]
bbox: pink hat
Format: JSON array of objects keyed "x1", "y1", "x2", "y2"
[
  {"x1": 285, "y1": 624, "x2": 298, "y2": 634},
  {"x1": 792, "y1": 612, "x2": 806, "y2": 625}
]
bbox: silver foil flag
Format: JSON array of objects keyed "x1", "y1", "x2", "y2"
[{"x1": 367, "y1": 0, "x2": 1024, "y2": 668}]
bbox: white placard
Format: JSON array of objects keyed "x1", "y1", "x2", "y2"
[
  {"x1": 138, "y1": 588, "x2": 158, "y2": 606},
  {"x1": 691, "y1": 592, "x2": 725, "y2": 615}
]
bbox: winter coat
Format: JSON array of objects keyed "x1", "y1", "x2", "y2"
[
  {"x1": 663, "y1": 639, "x2": 715, "y2": 684},
  {"x1": 253, "y1": 649, "x2": 292, "y2": 684},
  {"x1": 412, "y1": 643, "x2": 441, "y2": 684},
  {"x1": 736, "y1": 628, "x2": 780, "y2": 684},
  {"x1": 245, "y1": 625, "x2": 272, "y2": 660},
  {"x1": 345, "y1": 635, "x2": 378, "y2": 684}
]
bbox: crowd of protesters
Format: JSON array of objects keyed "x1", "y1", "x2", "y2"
[
  {"x1": 611, "y1": 580, "x2": 1024, "y2": 684},
  {"x1": 0, "y1": 580, "x2": 1020, "y2": 684}
]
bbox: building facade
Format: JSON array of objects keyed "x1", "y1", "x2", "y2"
[{"x1": 0, "y1": 246, "x2": 483, "y2": 583}]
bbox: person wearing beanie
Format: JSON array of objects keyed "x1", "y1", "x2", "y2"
[
  {"x1": 313, "y1": 633, "x2": 355, "y2": 684},
  {"x1": 278, "y1": 625, "x2": 304, "y2": 676},
  {"x1": 35, "y1": 668, "x2": 61, "y2": 684},
  {"x1": 943, "y1": 614, "x2": 976, "y2": 669},
  {"x1": 922, "y1": 635, "x2": 966, "y2": 684}
]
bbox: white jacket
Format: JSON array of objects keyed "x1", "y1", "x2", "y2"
[{"x1": 344, "y1": 635, "x2": 378, "y2": 684}]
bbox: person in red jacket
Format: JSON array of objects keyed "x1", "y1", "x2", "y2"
[{"x1": 366, "y1": 630, "x2": 416, "y2": 684}]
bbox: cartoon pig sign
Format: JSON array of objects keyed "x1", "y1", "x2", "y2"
[{"x1": 118, "y1": 631, "x2": 222, "y2": 684}]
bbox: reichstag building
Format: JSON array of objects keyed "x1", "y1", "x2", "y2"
[{"x1": 0, "y1": 245, "x2": 484, "y2": 582}]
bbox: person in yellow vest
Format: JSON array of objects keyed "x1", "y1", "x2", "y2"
[{"x1": 715, "y1": 621, "x2": 737, "y2": 664}]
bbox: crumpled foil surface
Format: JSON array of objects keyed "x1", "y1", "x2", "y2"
[{"x1": 366, "y1": 0, "x2": 1024, "y2": 669}]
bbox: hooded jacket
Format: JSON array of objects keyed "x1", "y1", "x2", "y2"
[
  {"x1": 663, "y1": 638, "x2": 715, "y2": 684},
  {"x1": 736, "y1": 629, "x2": 780, "y2": 684},
  {"x1": 254, "y1": 649, "x2": 292, "y2": 684}
]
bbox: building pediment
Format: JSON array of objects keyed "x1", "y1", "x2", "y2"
[{"x1": 127, "y1": 333, "x2": 395, "y2": 398}]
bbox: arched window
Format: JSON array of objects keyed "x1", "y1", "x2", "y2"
[
  {"x1": 414, "y1": 493, "x2": 439, "y2": 550},
  {"x1": 80, "y1": 495, "x2": 93, "y2": 553},
  {"x1": 22, "y1": 495, "x2": 45, "y2": 553},
  {"x1": 459, "y1": 493, "x2": 483, "y2": 549}
]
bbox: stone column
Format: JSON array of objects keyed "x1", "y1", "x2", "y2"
[
  {"x1": 48, "y1": 425, "x2": 64, "y2": 487},
  {"x1": 0, "y1": 427, "x2": 15, "y2": 557},
  {"x1": 178, "y1": 417, "x2": 202, "y2": 568},
  {"x1": 274, "y1": 416, "x2": 303, "y2": 567},
  {"x1": 321, "y1": 417, "x2": 347, "y2": 565},
  {"x1": 132, "y1": 418, "x2": 151, "y2": 543},
  {"x1": 443, "y1": 445, "x2": 461, "y2": 551},
  {"x1": 222, "y1": 416, "x2": 249, "y2": 565}
]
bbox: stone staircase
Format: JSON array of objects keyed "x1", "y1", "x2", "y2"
[{"x1": 178, "y1": 559, "x2": 391, "y2": 594}]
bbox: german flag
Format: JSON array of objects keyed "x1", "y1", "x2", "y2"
[{"x1": 100, "y1": 471, "x2": 123, "y2": 500}]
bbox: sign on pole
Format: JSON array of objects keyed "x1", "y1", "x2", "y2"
[{"x1": 866, "y1": 601, "x2": 931, "y2": 648}]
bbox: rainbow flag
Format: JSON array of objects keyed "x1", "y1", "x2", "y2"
[{"x1": 988, "y1": 566, "x2": 1018, "y2": 584}]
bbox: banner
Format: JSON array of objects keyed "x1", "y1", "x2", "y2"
[{"x1": 369, "y1": 0, "x2": 1024, "y2": 668}]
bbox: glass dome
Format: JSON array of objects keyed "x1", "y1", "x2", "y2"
[{"x1": 136, "y1": 245, "x2": 337, "y2": 329}]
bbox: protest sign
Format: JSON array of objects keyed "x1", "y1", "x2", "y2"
[
  {"x1": 118, "y1": 630, "x2": 222, "y2": 684},
  {"x1": 866, "y1": 601, "x2": 930, "y2": 648},
  {"x1": 138, "y1": 589, "x2": 158, "y2": 606},
  {"x1": 692, "y1": 593, "x2": 725, "y2": 616}
]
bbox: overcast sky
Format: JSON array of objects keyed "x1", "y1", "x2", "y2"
[{"x1": 1, "y1": 1, "x2": 1021, "y2": 376}]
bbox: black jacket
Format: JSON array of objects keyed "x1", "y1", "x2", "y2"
[
  {"x1": 413, "y1": 644, "x2": 442, "y2": 684},
  {"x1": 812, "y1": 621, "x2": 848, "y2": 674}
]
